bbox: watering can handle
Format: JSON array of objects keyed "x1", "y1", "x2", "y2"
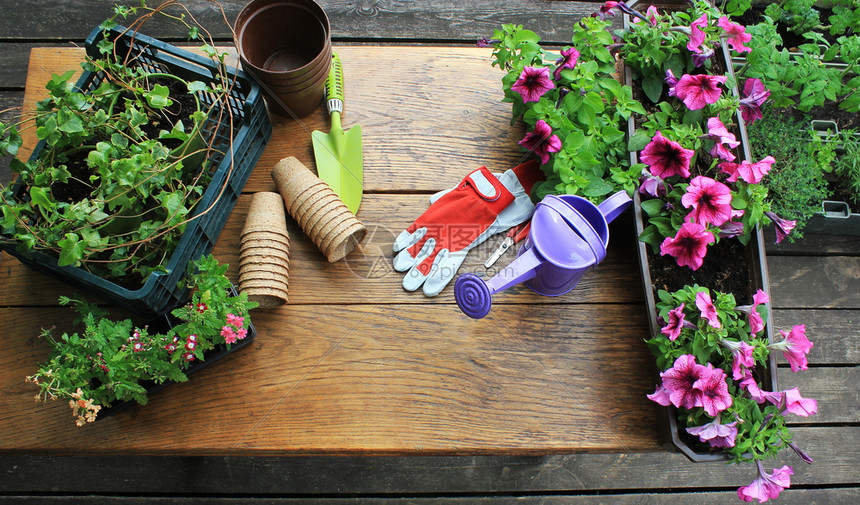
[{"x1": 598, "y1": 191, "x2": 632, "y2": 224}]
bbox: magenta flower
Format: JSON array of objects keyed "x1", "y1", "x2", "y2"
[
  {"x1": 718, "y1": 16, "x2": 752, "y2": 53},
  {"x1": 639, "y1": 168, "x2": 668, "y2": 198},
  {"x1": 661, "y1": 303, "x2": 687, "y2": 341},
  {"x1": 647, "y1": 384, "x2": 673, "y2": 406},
  {"x1": 740, "y1": 369, "x2": 769, "y2": 403},
  {"x1": 692, "y1": 46, "x2": 715, "y2": 68},
  {"x1": 674, "y1": 74, "x2": 727, "y2": 110},
  {"x1": 519, "y1": 119, "x2": 562, "y2": 165},
  {"x1": 720, "y1": 338, "x2": 756, "y2": 380},
  {"x1": 769, "y1": 324, "x2": 813, "y2": 371},
  {"x1": 226, "y1": 313, "x2": 245, "y2": 328},
  {"x1": 739, "y1": 78, "x2": 771, "y2": 123},
  {"x1": 737, "y1": 461, "x2": 793, "y2": 503},
  {"x1": 682, "y1": 176, "x2": 733, "y2": 227},
  {"x1": 719, "y1": 220, "x2": 745, "y2": 238},
  {"x1": 665, "y1": 69, "x2": 679, "y2": 97},
  {"x1": 720, "y1": 156, "x2": 775, "y2": 184},
  {"x1": 640, "y1": 131, "x2": 694, "y2": 178},
  {"x1": 687, "y1": 14, "x2": 708, "y2": 54},
  {"x1": 765, "y1": 211, "x2": 797, "y2": 244},
  {"x1": 660, "y1": 221, "x2": 715, "y2": 270},
  {"x1": 660, "y1": 354, "x2": 708, "y2": 410},
  {"x1": 695, "y1": 291, "x2": 721, "y2": 329},
  {"x1": 736, "y1": 289, "x2": 769, "y2": 335},
  {"x1": 693, "y1": 364, "x2": 733, "y2": 416},
  {"x1": 686, "y1": 418, "x2": 738, "y2": 448},
  {"x1": 702, "y1": 117, "x2": 740, "y2": 161},
  {"x1": 646, "y1": 5, "x2": 659, "y2": 25},
  {"x1": 221, "y1": 326, "x2": 237, "y2": 344},
  {"x1": 554, "y1": 47, "x2": 580, "y2": 80},
  {"x1": 511, "y1": 66, "x2": 555, "y2": 103},
  {"x1": 781, "y1": 387, "x2": 818, "y2": 417}
]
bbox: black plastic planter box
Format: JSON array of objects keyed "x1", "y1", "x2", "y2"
[{"x1": 0, "y1": 25, "x2": 272, "y2": 317}]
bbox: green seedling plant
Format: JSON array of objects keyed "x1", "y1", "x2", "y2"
[
  {"x1": 27, "y1": 255, "x2": 258, "y2": 426},
  {"x1": 0, "y1": 0, "x2": 237, "y2": 286}
]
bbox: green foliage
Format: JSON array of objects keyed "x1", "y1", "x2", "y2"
[
  {"x1": 647, "y1": 285, "x2": 799, "y2": 464},
  {"x1": 746, "y1": 108, "x2": 832, "y2": 237},
  {"x1": 26, "y1": 255, "x2": 258, "y2": 426},
  {"x1": 488, "y1": 17, "x2": 643, "y2": 202},
  {"x1": 0, "y1": 1, "x2": 235, "y2": 287},
  {"x1": 832, "y1": 129, "x2": 860, "y2": 207}
]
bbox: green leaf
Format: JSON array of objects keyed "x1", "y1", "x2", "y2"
[
  {"x1": 640, "y1": 198, "x2": 665, "y2": 218},
  {"x1": 145, "y1": 84, "x2": 173, "y2": 109},
  {"x1": 57, "y1": 233, "x2": 86, "y2": 266},
  {"x1": 642, "y1": 75, "x2": 664, "y2": 103}
]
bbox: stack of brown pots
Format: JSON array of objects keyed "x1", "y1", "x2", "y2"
[
  {"x1": 239, "y1": 191, "x2": 290, "y2": 308},
  {"x1": 272, "y1": 157, "x2": 366, "y2": 262},
  {"x1": 233, "y1": 0, "x2": 332, "y2": 118}
]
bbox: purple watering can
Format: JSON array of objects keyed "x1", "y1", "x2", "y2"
[{"x1": 454, "y1": 191, "x2": 631, "y2": 319}]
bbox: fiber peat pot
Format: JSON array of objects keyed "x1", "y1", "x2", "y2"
[
  {"x1": 0, "y1": 25, "x2": 272, "y2": 317},
  {"x1": 623, "y1": 32, "x2": 779, "y2": 461}
]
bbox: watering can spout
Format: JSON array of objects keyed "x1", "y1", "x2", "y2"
[{"x1": 454, "y1": 248, "x2": 544, "y2": 319}]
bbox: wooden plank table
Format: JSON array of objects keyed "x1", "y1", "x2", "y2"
[{"x1": 0, "y1": 45, "x2": 659, "y2": 455}]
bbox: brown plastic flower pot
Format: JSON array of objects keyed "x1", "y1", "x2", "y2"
[{"x1": 234, "y1": 0, "x2": 332, "y2": 117}]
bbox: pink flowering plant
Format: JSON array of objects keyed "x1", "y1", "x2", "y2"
[
  {"x1": 26, "y1": 255, "x2": 257, "y2": 426},
  {"x1": 606, "y1": 1, "x2": 796, "y2": 269},
  {"x1": 484, "y1": 15, "x2": 646, "y2": 200},
  {"x1": 647, "y1": 284, "x2": 817, "y2": 502}
]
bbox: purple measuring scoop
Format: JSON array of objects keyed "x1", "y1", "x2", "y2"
[{"x1": 454, "y1": 191, "x2": 631, "y2": 319}]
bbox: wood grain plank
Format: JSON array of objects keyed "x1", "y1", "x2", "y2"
[
  {"x1": 0, "y1": 302, "x2": 657, "y2": 455},
  {"x1": 1, "y1": 427, "x2": 857, "y2": 493},
  {"x1": 771, "y1": 309, "x2": 860, "y2": 364},
  {"x1": 777, "y1": 366, "x2": 860, "y2": 424},
  {"x1": 768, "y1": 256, "x2": 860, "y2": 309},
  {"x1": 0, "y1": 1, "x2": 613, "y2": 44}
]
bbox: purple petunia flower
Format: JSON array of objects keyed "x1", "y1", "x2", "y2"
[
  {"x1": 639, "y1": 168, "x2": 668, "y2": 198},
  {"x1": 674, "y1": 74, "x2": 727, "y2": 110},
  {"x1": 511, "y1": 66, "x2": 555, "y2": 103},
  {"x1": 768, "y1": 324, "x2": 814, "y2": 372},
  {"x1": 692, "y1": 46, "x2": 715, "y2": 68},
  {"x1": 686, "y1": 418, "x2": 738, "y2": 448},
  {"x1": 660, "y1": 354, "x2": 708, "y2": 410},
  {"x1": 640, "y1": 131, "x2": 695, "y2": 179},
  {"x1": 718, "y1": 220, "x2": 745, "y2": 238},
  {"x1": 687, "y1": 14, "x2": 708, "y2": 54},
  {"x1": 519, "y1": 119, "x2": 562, "y2": 165},
  {"x1": 554, "y1": 47, "x2": 580, "y2": 80},
  {"x1": 693, "y1": 364, "x2": 733, "y2": 416},
  {"x1": 661, "y1": 303, "x2": 687, "y2": 341},
  {"x1": 718, "y1": 16, "x2": 752, "y2": 53},
  {"x1": 739, "y1": 78, "x2": 771, "y2": 123},
  {"x1": 664, "y1": 69, "x2": 679, "y2": 97},
  {"x1": 702, "y1": 117, "x2": 740, "y2": 161},
  {"x1": 737, "y1": 461, "x2": 793, "y2": 503},
  {"x1": 682, "y1": 176, "x2": 733, "y2": 227},
  {"x1": 720, "y1": 156, "x2": 776, "y2": 184},
  {"x1": 695, "y1": 290, "x2": 721, "y2": 329},
  {"x1": 660, "y1": 221, "x2": 715, "y2": 270},
  {"x1": 765, "y1": 211, "x2": 797, "y2": 244}
]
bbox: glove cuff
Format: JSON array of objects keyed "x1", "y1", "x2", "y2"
[{"x1": 511, "y1": 159, "x2": 545, "y2": 196}]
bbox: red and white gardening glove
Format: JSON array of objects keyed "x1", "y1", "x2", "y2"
[{"x1": 393, "y1": 160, "x2": 543, "y2": 296}]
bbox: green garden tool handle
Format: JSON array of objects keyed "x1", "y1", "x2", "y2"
[{"x1": 325, "y1": 53, "x2": 345, "y2": 128}]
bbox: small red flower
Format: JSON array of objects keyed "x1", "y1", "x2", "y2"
[
  {"x1": 185, "y1": 340, "x2": 197, "y2": 351},
  {"x1": 164, "y1": 344, "x2": 177, "y2": 354},
  {"x1": 132, "y1": 342, "x2": 145, "y2": 353},
  {"x1": 196, "y1": 303, "x2": 207, "y2": 313},
  {"x1": 183, "y1": 352, "x2": 196, "y2": 362},
  {"x1": 187, "y1": 334, "x2": 198, "y2": 343}
]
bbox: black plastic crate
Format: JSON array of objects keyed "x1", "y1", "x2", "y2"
[{"x1": 0, "y1": 25, "x2": 271, "y2": 317}]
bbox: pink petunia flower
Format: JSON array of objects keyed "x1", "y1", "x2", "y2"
[
  {"x1": 718, "y1": 16, "x2": 752, "y2": 53},
  {"x1": 720, "y1": 156, "x2": 776, "y2": 184},
  {"x1": 682, "y1": 176, "x2": 733, "y2": 226},
  {"x1": 739, "y1": 78, "x2": 771, "y2": 123},
  {"x1": 640, "y1": 131, "x2": 695, "y2": 178},
  {"x1": 693, "y1": 364, "x2": 733, "y2": 416},
  {"x1": 719, "y1": 220, "x2": 745, "y2": 238},
  {"x1": 739, "y1": 368, "x2": 770, "y2": 404},
  {"x1": 519, "y1": 119, "x2": 562, "y2": 165},
  {"x1": 687, "y1": 14, "x2": 708, "y2": 54},
  {"x1": 765, "y1": 211, "x2": 797, "y2": 244},
  {"x1": 768, "y1": 324, "x2": 813, "y2": 371},
  {"x1": 686, "y1": 418, "x2": 738, "y2": 448},
  {"x1": 511, "y1": 66, "x2": 555, "y2": 103},
  {"x1": 647, "y1": 384, "x2": 673, "y2": 406},
  {"x1": 674, "y1": 74, "x2": 727, "y2": 110},
  {"x1": 720, "y1": 338, "x2": 756, "y2": 380},
  {"x1": 736, "y1": 289, "x2": 769, "y2": 335},
  {"x1": 661, "y1": 303, "x2": 687, "y2": 341},
  {"x1": 554, "y1": 47, "x2": 580, "y2": 80},
  {"x1": 646, "y1": 5, "x2": 659, "y2": 25},
  {"x1": 737, "y1": 461, "x2": 793, "y2": 503},
  {"x1": 702, "y1": 117, "x2": 740, "y2": 161},
  {"x1": 660, "y1": 221, "x2": 715, "y2": 270},
  {"x1": 695, "y1": 291, "x2": 721, "y2": 328},
  {"x1": 781, "y1": 387, "x2": 818, "y2": 417},
  {"x1": 660, "y1": 354, "x2": 709, "y2": 410}
]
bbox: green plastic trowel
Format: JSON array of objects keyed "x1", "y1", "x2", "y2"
[{"x1": 312, "y1": 53, "x2": 364, "y2": 214}]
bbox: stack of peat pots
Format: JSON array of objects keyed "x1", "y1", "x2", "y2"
[{"x1": 239, "y1": 192, "x2": 291, "y2": 308}]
